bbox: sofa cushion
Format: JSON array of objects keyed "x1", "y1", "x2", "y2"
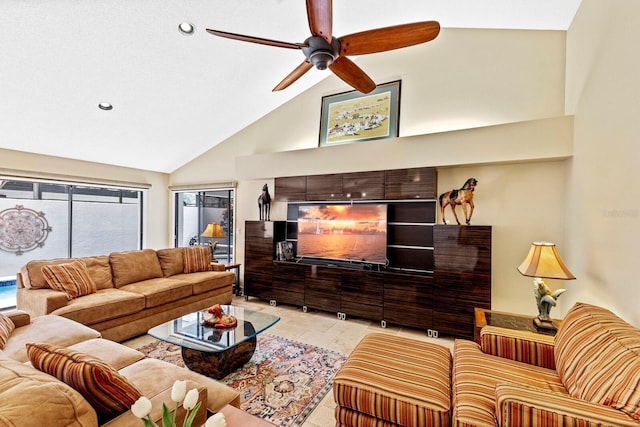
[
  {"x1": 0, "y1": 312, "x2": 15, "y2": 349},
  {"x1": 183, "y1": 246, "x2": 212, "y2": 273},
  {"x1": 555, "y1": 302, "x2": 640, "y2": 420},
  {"x1": 67, "y1": 338, "x2": 145, "y2": 371},
  {"x1": 157, "y1": 247, "x2": 185, "y2": 277},
  {"x1": 2, "y1": 309, "x2": 30, "y2": 328},
  {"x1": 452, "y1": 339, "x2": 566, "y2": 426},
  {"x1": 0, "y1": 352, "x2": 98, "y2": 426},
  {"x1": 119, "y1": 278, "x2": 193, "y2": 308},
  {"x1": 22, "y1": 256, "x2": 113, "y2": 291},
  {"x1": 22, "y1": 257, "x2": 74, "y2": 289},
  {"x1": 109, "y1": 249, "x2": 163, "y2": 288},
  {"x1": 51, "y1": 288, "x2": 146, "y2": 326},
  {"x1": 27, "y1": 342, "x2": 142, "y2": 421},
  {"x1": 83, "y1": 255, "x2": 114, "y2": 290},
  {"x1": 2, "y1": 314, "x2": 101, "y2": 363},
  {"x1": 42, "y1": 259, "x2": 97, "y2": 300},
  {"x1": 171, "y1": 270, "x2": 235, "y2": 295}
]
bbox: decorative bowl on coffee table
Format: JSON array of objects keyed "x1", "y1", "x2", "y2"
[{"x1": 148, "y1": 305, "x2": 280, "y2": 379}]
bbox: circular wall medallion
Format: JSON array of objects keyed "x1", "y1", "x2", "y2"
[{"x1": 0, "y1": 205, "x2": 52, "y2": 255}]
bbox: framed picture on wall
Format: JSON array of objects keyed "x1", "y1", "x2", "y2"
[{"x1": 318, "y1": 80, "x2": 401, "y2": 147}]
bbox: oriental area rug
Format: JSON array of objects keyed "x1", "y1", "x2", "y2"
[{"x1": 136, "y1": 334, "x2": 347, "y2": 427}]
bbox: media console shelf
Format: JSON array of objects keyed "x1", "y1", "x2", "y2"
[
  {"x1": 244, "y1": 221, "x2": 491, "y2": 339},
  {"x1": 243, "y1": 167, "x2": 490, "y2": 339}
]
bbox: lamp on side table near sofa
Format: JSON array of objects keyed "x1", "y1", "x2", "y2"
[
  {"x1": 517, "y1": 241, "x2": 576, "y2": 331},
  {"x1": 201, "y1": 223, "x2": 225, "y2": 260}
]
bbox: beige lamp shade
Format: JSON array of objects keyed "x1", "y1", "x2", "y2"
[
  {"x1": 201, "y1": 223, "x2": 225, "y2": 239},
  {"x1": 517, "y1": 241, "x2": 575, "y2": 280}
]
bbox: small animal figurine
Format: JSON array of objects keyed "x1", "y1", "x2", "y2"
[
  {"x1": 438, "y1": 178, "x2": 478, "y2": 225},
  {"x1": 258, "y1": 183, "x2": 271, "y2": 221}
]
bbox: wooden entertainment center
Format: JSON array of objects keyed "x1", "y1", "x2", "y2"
[{"x1": 244, "y1": 167, "x2": 491, "y2": 339}]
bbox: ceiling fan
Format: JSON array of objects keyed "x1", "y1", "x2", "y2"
[{"x1": 206, "y1": 0, "x2": 440, "y2": 94}]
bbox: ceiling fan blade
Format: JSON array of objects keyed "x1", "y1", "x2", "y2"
[
  {"x1": 273, "y1": 61, "x2": 314, "y2": 91},
  {"x1": 339, "y1": 21, "x2": 440, "y2": 56},
  {"x1": 329, "y1": 56, "x2": 376, "y2": 94},
  {"x1": 206, "y1": 28, "x2": 306, "y2": 50},
  {"x1": 306, "y1": 0, "x2": 332, "y2": 43}
]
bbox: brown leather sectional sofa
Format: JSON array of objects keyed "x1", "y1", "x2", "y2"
[
  {"x1": 16, "y1": 248, "x2": 235, "y2": 342},
  {"x1": 0, "y1": 309, "x2": 240, "y2": 426}
]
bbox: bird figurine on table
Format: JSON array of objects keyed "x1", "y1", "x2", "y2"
[{"x1": 533, "y1": 278, "x2": 565, "y2": 330}]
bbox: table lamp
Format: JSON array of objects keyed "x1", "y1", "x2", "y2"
[
  {"x1": 201, "y1": 223, "x2": 225, "y2": 259},
  {"x1": 517, "y1": 241, "x2": 575, "y2": 331}
]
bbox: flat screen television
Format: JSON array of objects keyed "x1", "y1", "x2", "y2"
[{"x1": 297, "y1": 204, "x2": 387, "y2": 264}]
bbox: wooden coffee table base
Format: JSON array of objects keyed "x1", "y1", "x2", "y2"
[{"x1": 182, "y1": 336, "x2": 256, "y2": 379}]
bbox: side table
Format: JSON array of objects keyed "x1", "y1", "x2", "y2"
[
  {"x1": 224, "y1": 263, "x2": 241, "y2": 296},
  {"x1": 474, "y1": 307, "x2": 562, "y2": 344}
]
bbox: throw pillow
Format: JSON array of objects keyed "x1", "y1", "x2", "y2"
[
  {"x1": 26, "y1": 342, "x2": 142, "y2": 420},
  {"x1": 0, "y1": 312, "x2": 15, "y2": 349},
  {"x1": 41, "y1": 260, "x2": 97, "y2": 299},
  {"x1": 183, "y1": 246, "x2": 212, "y2": 273}
]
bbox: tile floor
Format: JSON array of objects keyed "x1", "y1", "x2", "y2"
[{"x1": 210, "y1": 296, "x2": 454, "y2": 426}]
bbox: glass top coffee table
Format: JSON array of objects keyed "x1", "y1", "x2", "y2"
[{"x1": 148, "y1": 305, "x2": 279, "y2": 379}]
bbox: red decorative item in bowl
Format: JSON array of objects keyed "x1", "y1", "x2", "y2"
[
  {"x1": 214, "y1": 314, "x2": 237, "y2": 329},
  {"x1": 203, "y1": 305, "x2": 237, "y2": 328}
]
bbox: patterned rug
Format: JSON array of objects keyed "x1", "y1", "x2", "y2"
[{"x1": 136, "y1": 334, "x2": 347, "y2": 426}]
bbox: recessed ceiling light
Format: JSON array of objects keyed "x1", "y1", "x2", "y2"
[
  {"x1": 98, "y1": 103, "x2": 113, "y2": 111},
  {"x1": 178, "y1": 22, "x2": 195, "y2": 36}
]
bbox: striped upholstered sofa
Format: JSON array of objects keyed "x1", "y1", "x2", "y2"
[{"x1": 334, "y1": 302, "x2": 640, "y2": 426}]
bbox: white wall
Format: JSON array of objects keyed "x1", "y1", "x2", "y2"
[
  {"x1": 564, "y1": 0, "x2": 640, "y2": 325},
  {"x1": 171, "y1": 27, "x2": 567, "y2": 181}
]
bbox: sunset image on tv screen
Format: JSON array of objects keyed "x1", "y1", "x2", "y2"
[{"x1": 297, "y1": 204, "x2": 387, "y2": 264}]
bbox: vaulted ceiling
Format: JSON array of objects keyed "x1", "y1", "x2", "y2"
[{"x1": 0, "y1": 1, "x2": 581, "y2": 173}]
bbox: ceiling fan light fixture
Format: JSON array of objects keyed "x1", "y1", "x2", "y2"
[
  {"x1": 98, "y1": 102, "x2": 113, "y2": 111},
  {"x1": 308, "y1": 50, "x2": 335, "y2": 70},
  {"x1": 302, "y1": 36, "x2": 341, "y2": 70},
  {"x1": 178, "y1": 22, "x2": 195, "y2": 36}
]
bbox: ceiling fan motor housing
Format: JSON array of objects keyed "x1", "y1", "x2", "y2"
[{"x1": 302, "y1": 36, "x2": 341, "y2": 70}]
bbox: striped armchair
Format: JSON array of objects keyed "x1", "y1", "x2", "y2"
[
  {"x1": 453, "y1": 302, "x2": 640, "y2": 426},
  {"x1": 335, "y1": 302, "x2": 639, "y2": 426}
]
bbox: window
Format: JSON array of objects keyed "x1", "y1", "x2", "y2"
[
  {"x1": 0, "y1": 178, "x2": 144, "y2": 308},
  {"x1": 174, "y1": 189, "x2": 234, "y2": 263},
  {"x1": 71, "y1": 186, "x2": 142, "y2": 257}
]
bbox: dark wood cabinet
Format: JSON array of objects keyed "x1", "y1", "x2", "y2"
[
  {"x1": 385, "y1": 167, "x2": 437, "y2": 199},
  {"x1": 272, "y1": 262, "x2": 305, "y2": 306},
  {"x1": 243, "y1": 221, "x2": 285, "y2": 301},
  {"x1": 244, "y1": 245, "x2": 490, "y2": 337},
  {"x1": 306, "y1": 174, "x2": 343, "y2": 201},
  {"x1": 274, "y1": 176, "x2": 306, "y2": 202},
  {"x1": 383, "y1": 272, "x2": 433, "y2": 329},
  {"x1": 340, "y1": 270, "x2": 383, "y2": 321},
  {"x1": 273, "y1": 167, "x2": 437, "y2": 201},
  {"x1": 342, "y1": 171, "x2": 385, "y2": 200},
  {"x1": 433, "y1": 225, "x2": 492, "y2": 339},
  {"x1": 304, "y1": 265, "x2": 342, "y2": 311}
]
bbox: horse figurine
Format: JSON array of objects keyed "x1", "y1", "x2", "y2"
[
  {"x1": 258, "y1": 183, "x2": 271, "y2": 221},
  {"x1": 438, "y1": 178, "x2": 478, "y2": 225}
]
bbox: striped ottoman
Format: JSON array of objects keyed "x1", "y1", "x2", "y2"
[{"x1": 333, "y1": 333, "x2": 452, "y2": 427}]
